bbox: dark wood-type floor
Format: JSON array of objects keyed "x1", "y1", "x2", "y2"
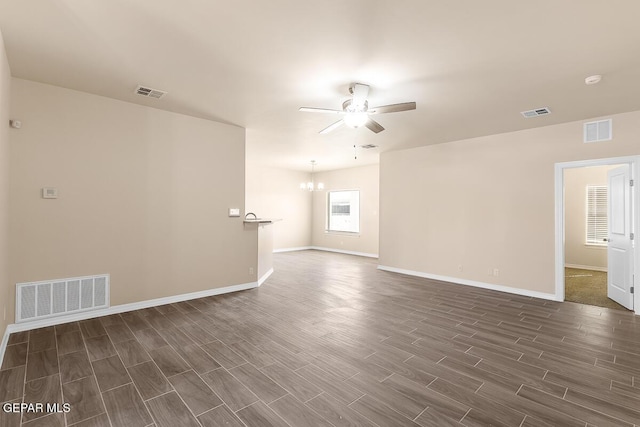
[{"x1": 1, "y1": 250, "x2": 639, "y2": 426}]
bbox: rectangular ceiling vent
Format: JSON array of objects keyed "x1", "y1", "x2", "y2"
[
  {"x1": 360, "y1": 144, "x2": 379, "y2": 149},
  {"x1": 16, "y1": 274, "x2": 109, "y2": 323},
  {"x1": 584, "y1": 119, "x2": 612, "y2": 143},
  {"x1": 521, "y1": 107, "x2": 551, "y2": 118},
  {"x1": 135, "y1": 85, "x2": 167, "y2": 99}
]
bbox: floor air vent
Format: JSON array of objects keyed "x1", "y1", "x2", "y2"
[{"x1": 16, "y1": 274, "x2": 109, "y2": 323}]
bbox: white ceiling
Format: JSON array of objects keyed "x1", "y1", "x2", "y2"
[{"x1": 1, "y1": 1, "x2": 640, "y2": 171}]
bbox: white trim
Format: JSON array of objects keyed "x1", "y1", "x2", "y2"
[
  {"x1": 2, "y1": 281, "x2": 258, "y2": 335},
  {"x1": 258, "y1": 268, "x2": 274, "y2": 286},
  {"x1": 377, "y1": 265, "x2": 557, "y2": 301},
  {"x1": 555, "y1": 155, "x2": 640, "y2": 315},
  {"x1": 564, "y1": 263, "x2": 608, "y2": 272},
  {"x1": 310, "y1": 246, "x2": 378, "y2": 258},
  {"x1": 273, "y1": 246, "x2": 378, "y2": 258},
  {"x1": 273, "y1": 246, "x2": 313, "y2": 253},
  {"x1": 0, "y1": 326, "x2": 10, "y2": 372}
]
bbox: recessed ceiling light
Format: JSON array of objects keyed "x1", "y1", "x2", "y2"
[{"x1": 585, "y1": 75, "x2": 602, "y2": 85}]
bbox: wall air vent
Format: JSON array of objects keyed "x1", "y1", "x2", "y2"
[
  {"x1": 521, "y1": 107, "x2": 551, "y2": 118},
  {"x1": 360, "y1": 144, "x2": 379, "y2": 149},
  {"x1": 135, "y1": 85, "x2": 167, "y2": 99},
  {"x1": 16, "y1": 274, "x2": 109, "y2": 323},
  {"x1": 584, "y1": 119, "x2": 612, "y2": 143}
]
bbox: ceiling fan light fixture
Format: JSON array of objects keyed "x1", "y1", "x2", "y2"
[
  {"x1": 344, "y1": 112, "x2": 368, "y2": 128},
  {"x1": 299, "y1": 83, "x2": 415, "y2": 134}
]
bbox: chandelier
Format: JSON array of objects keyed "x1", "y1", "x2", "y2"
[{"x1": 300, "y1": 160, "x2": 324, "y2": 191}]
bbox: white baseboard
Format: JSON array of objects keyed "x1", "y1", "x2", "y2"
[
  {"x1": 273, "y1": 246, "x2": 378, "y2": 259},
  {"x1": 273, "y1": 246, "x2": 312, "y2": 253},
  {"x1": 258, "y1": 268, "x2": 274, "y2": 286},
  {"x1": 0, "y1": 280, "x2": 259, "y2": 359},
  {"x1": 0, "y1": 325, "x2": 10, "y2": 372},
  {"x1": 377, "y1": 265, "x2": 558, "y2": 302},
  {"x1": 310, "y1": 246, "x2": 379, "y2": 259},
  {"x1": 564, "y1": 263, "x2": 608, "y2": 272}
]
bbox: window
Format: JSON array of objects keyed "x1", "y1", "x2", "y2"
[
  {"x1": 327, "y1": 190, "x2": 359, "y2": 233},
  {"x1": 586, "y1": 185, "x2": 607, "y2": 245}
]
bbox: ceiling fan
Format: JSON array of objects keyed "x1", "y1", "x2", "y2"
[{"x1": 299, "y1": 83, "x2": 416, "y2": 134}]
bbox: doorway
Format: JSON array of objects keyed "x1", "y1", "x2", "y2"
[
  {"x1": 563, "y1": 165, "x2": 626, "y2": 310},
  {"x1": 555, "y1": 156, "x2": 639, "y2": 314}
]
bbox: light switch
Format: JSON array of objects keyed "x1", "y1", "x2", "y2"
[{"x1": 229, "y1": 208, "x2": 240, "y2": 217}]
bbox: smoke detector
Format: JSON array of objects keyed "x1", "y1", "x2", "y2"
[
  {"x1": 520, "y1": 107, "x2": 551, "y2": 118},
  {"x1": 135, "y1": 85, "x2": 167, "y2": 99},
  {"x1": 585, "y1": 75, "x2": 602, "y2": 85}
]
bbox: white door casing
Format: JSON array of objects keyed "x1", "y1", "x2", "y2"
[{"x1": 607, "y1": 165, "x2": 634, "y2": 310}]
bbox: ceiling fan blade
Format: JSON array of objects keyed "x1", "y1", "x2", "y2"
[
  {"x1": 319, "y1": 120, "x2": 344, "y2": 134},
  {"x1": 299, "y1": 107, "x2": 343, "y2": 114},
  {"x1": 368, "y1": 102, "x2": 416, "y2": 114},
  {"x1": 364, "y1": 118, "x2": 385, "y2": 133},
  {"x1": 351, "y1": 83, "x2": 370, "y2": 110}
]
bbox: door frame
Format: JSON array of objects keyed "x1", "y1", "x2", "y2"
[{"x1": 554, "y1": 155, "x2": 640, "y2": 314}]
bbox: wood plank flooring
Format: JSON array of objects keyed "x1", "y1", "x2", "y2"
[{"x1": 1, "y1": 250, "x2": 639, "y2": 426}]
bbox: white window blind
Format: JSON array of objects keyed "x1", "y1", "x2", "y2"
[{"x1": 586, "y1": 185, "x2": 608, "y2": 245}]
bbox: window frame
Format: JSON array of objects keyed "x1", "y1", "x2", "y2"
[{"x1": 326, "y1": 189, "x2": 360, "y2": 234}]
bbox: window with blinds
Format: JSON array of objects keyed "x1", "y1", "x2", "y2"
[
  {"x1": 586, "y1": 185, "x2": 608, "y2": 245},
  {"x1": 327, "y1": 190, "x2": 360, "y2": 233}
]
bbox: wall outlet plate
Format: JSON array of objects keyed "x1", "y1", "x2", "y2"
[
  {"x1": 229, "y1": 208, "x2": 240, "y2": 217},
  {"x1": 42, "y1": 187, "x2": 58, "y2": 199}
]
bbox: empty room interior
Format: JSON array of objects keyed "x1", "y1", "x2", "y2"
[{"x1": 1, "y1": 1, "x2": 640, "y2": 427}]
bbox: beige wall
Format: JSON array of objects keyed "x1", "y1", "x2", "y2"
[
  {"x1": 9, "y1": 78, "x2": 257, "y2": 322},
  {"x1": 311, "y1": 164, "x2": 379, "y2": 256},
  {"x1": 0, "y1": 30, "x2": 10, "y2": 334},
  {"x1": 245, "y1": 165, "x2": 312, "y2": 250},
  {"x1": 564, "y1": 165, "x2": 618, "y2": 270},
  {"x1": 380, "y1": 110, "x2": 640, "y2": 295}
]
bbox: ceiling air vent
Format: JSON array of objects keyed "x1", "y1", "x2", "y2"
[
  {"x1": 360, "y1": 144, "x2": 379, "y2": 149},
  {"x1": 584, "y1": 119, "x2": 612, "y2": 143},
  {"x1": 521, "y1": 107, "x2": 551, "y2": 118},
  {"x1": 135, "y1": 85, "x2": 167, "y2": 99}
]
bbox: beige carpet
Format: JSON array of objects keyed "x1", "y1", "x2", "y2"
[{"x1": 565, "y1": 267, "x2": 627, "y2": 311}]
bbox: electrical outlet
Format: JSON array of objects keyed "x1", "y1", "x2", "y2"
[
  {"x1": 249, "y1": 267, "x2": 254, "y2": 275},
  {"x1": 493, "y1": 268, "x2": 499, "y2": 277},
  {"x1": 487, "y1": 268, "x2": 492, "y2": 276},
  {"x1": 42, "y1": 187, "x2": 58, "y2": 199},
  {"x1": 458, "y1": 264, "x2": 463, "y2": 272}
]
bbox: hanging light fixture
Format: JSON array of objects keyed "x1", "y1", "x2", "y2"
[{"x1": 300, "y1": 160, "x2": 325, "y2": 191}]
